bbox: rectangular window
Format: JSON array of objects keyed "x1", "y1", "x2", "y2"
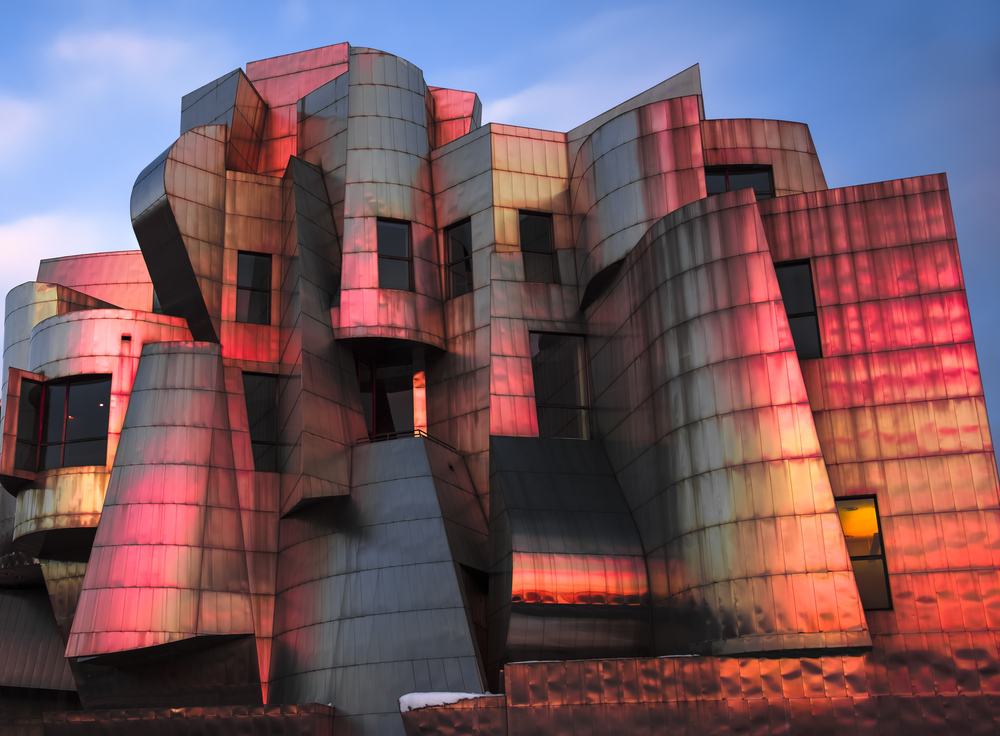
[
  {"x1": 236, "y1": 252, "x2": 271, "y2": 325},
  {"x1": 774, "y1": 260, "x2": 822, "y2": 359},
  {"x1": 836, "y1": 497, "x2": 892, "y2": 610},
  {"x1": 242, "y1": 372, "x2": 278, "y2": 472},
  {"x1": 447, "y1": 219, "x2": 474, "y2": 298},
  {"x1": 377, "y1": 219, "x2": 412, "y2": 291},
  {"x1": 357, "y1": 360, "x2": 425, "y2": 438},
  {"x1": 705, "y1": 165, "x2": 774, "y2": 200},
  {"x1": 519, "y1": 212, "x2": 556, "y2": 284},
  {"x1": 16, "y1": 376, "x2": 112, "y2": 471},
  {"x1": 530, "y1": 333, "x2": 590, "y2": 439}
]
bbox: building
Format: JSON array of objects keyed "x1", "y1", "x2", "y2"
[{"x1": 0, "y1": 42, "x2": 997, "y2": 735}]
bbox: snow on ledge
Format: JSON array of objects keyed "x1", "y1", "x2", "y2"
[{"x1": 398, "y1": 692, "x2": 502, "y2": 712}]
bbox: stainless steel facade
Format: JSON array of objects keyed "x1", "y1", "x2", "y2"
[{"x1": 0, "y1": 42, "x2": 994, "y2": 735}]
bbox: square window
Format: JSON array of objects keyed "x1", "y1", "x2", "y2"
[
  {"x1": 519, "y1": 212, "x2": 557, "y2": 284},
  {"x1": 377, "y1": 219, "x2": 412, "y2": 291},
  {"x1": 237, "y1": 252, "x2": 271, "y2": 325},
  {"x1": 447, "y1": 219, "x2": 474, "y2": 298}
]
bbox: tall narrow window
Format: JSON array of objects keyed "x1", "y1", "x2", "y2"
[
  {"x1": 15, "y1": 376, "x2": 112, "y2": 471},
  {"x1": 243, "y1": 372, "x2": 278, "y2": 472},
  {"x1": 519, "y1": 212, "x2": 556, "y2": 284},
  {"x1": 377, "y1": 219, "x2": 412, "y2": 291},
  {"x1": 447, "y1": 219, "x2": 474, "y2": 298},
  {"x1": 836, "y1": 497, "x2": 892, "y2": 610},
  {"x1": 774, "y1": 260, "x2": 822, "y2": 359},
  {"x1": 356, "y1": 360, "x2": 424, "y2": 438},
  {"x1": 530, "y1": 333, "x2": 590, "y2": 439},
  {"x1": 237, "y1": 252, "x2": 271, "y2": 325},
  {"x1": 705, "y1": 165, "x2": 774, "y2": 200}
]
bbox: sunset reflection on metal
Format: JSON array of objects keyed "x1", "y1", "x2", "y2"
[{"x1": 0, "y1": 41, "x2": 994, "y2": 736}]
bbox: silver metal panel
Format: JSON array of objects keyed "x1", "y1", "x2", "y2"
[{"x1": 0, "y1": 587, "x2": 75, "y2": 691}]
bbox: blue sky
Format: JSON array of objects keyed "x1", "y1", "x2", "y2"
[{"x1": 2, "y1": 1, "x2": 999, "y2": 429}]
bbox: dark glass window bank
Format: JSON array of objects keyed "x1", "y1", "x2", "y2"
[
  {"x1": 519, "y1": 212, "x2": 556, "y2": 284},
  {"x1": 243, "y1": 372, "x2": 279, "y2": 472},
  {"x1": 530, "y1": 333, "x2": 590, "y2": 439},
  {"x1": 15, "y1": 376, "x2": 112, "y2": 472},
  {"x1": 774, "y1": 260, "x2": 822, "y2": 360},
  {"x1": 236, "y1": 252, "x2": 271, "y2": 325},
  {"x1": 447, "y1": 219, "x2": 474, "y2": 298},
  {"x1": 377, "y1": 219, "x2": 412, "y2": 291},
  {"x1": 705, "y1": 165, "x2": 774, "y2": 200}
]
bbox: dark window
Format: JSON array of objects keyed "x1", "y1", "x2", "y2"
[
  {"x1": 377, "y1": 219, "x2": 412, "y2": 291},
  {"x1": 519, "y1": 212, "x2": 556, "y2": 284},
  {"x1": 530, "y1": 333, "x2": 590, "y2": 439},
  {"x1": 774, "y1": 260, "x2": 822, "y2": 359},
  {"x1": 836, "y1": 497, "x2": 892, "y2": 610},
  {"x1": 447, "y1": 219, "x2": 474, "y2": 298},
  {"x1": 237, "y1": 252, "x2": 271, "y2": 325},
  {"x1": 705, "y1": 165, "x2": 774, "y2": 200},
  {"x1": 357, "y1": 360, "x2": 419, "y2": 437},
  {"x1": 243, "y1": 372, "x2": 278, "y2": 472},
  {"x1": 16, "y1": 376, "x2": 111, "y2": 471}
]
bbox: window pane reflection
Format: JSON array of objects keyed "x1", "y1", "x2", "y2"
[
  {"x1": 775, "y1": 260, "x2": 822, "y2": 360},
  {"x1": 377, "y1": 219, "x2": 412, "y2": 291},
  {"x1": 519, "y1": 212, "x2": 556, "y2": 284},
  {"x1": 243, "y1": 372, "x2": 278, "y2": 472},
  {"x1": 236, "y1": 252, "x2": 271, "y2": 325},
  {"x1": 19, "y1": 376, "x2": 112, "y2": 472},
  {"x1": 357, "y1": 360, "x2": 424, "y2": 438},
  {"x1": 448, "y1": 220, "x2": 473, "y2": 298}
]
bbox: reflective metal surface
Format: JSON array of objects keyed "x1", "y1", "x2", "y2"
[{"x1": 0, "y1": 41, "x2": 991, "y2": 736}]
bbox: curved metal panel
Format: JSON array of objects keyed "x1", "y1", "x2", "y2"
[
  {"x1": 37, "y1": 251, "x2": 155, "y2": 313},
  {"x1": 584, "y1": 189, "x2": 869, "y2": 655},
  {"x1": 701, "y1": 118, "x2": 828, "y2": 196},
  {"x1": 66, "y1": 341, "x2": 253, "y2": 659},
  {"x1": 488, "y1": 436, "x2": 651, "y2": 690}
]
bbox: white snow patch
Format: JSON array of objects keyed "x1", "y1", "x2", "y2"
[{"x1": 398, "y1": 692, "x2": 502, "y2": 712}]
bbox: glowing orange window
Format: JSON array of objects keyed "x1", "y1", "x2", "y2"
[{"x1": 836, "y1": 496, "x2": 892, "y2": 610}]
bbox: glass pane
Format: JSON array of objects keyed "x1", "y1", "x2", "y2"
[
  {"x1": 519, "y1": 213, "x2": 552, "y2": 254},
  {"x1": 836, "y1": 498, "x2": 880, "y2": 555},
  {"x1": 537, "y1": 406, "x2": 590, "y2": 440},
  {"x1": 358, "y1": 362, "x2": 374, "y2": 434},
  {"x1": 728, "y1": 170, "x2": 772, "y2": 196},
  {"x1": 788, "y1": 315, "x2": 823, "y2": 359},
  {"x1": 62, "y1": 439, "x2": 107, "y2": 467},
  {"x1": 450, "y1": 259, "x2": 473, "y2": 297},
  {"x1": 252, "y1": 442, "x2": 277, "y2": 473},
  {"x1": 237, "y1": 289, "x2": 270, "y2": 325},
  {"x1": 531, "y1": 333, "x2": 589, "y2": 409},
  {"x1": 39, "y1": 444, "x2": 61, "y2": 471},
  {"x1": 243, "y1": 374, "x2": 277, "y2": 444},
  {"x1": 448, "y1": 220, "x2": 473, "y2": 263},
  {"x1": 42, "y1": 384, "x2": 67, "y2": 444},
  {"x1": 374, "y1": 364, "x2": 413, "y2": 435},
  {"x1": 705, "y1": 171, "x2": 727, "y2": 195},
  {"x1": 774, "y1": 262, "x2": 816, "y2": 314},
  {"x1": 237, "y1": 252, "x2": 271, "y2": 290},
  {"x1": 65, "y1": 377, "x2": 111, "y2": 441},
  {"x1": 14, "y1": 440, "x2": 37, "y2": 472},
  {"x1": 17, "y1": 379, "x2": 42, "y2": 442},
  {"x1": 377, "y1": 220, "x2": 409, "y2": 258},
  {"x1": 378, "y1": 257, "x2": 410, "y2": 290},
  {"x1": 851, "y1": 557, "x2": 891, "y2": 609},
  {"x1": 523, "y1": 251, "x2": 553, "y2": 284}
]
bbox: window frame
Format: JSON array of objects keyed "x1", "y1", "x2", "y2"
[
  {"x1": 17, "y1": 375, "x2": 112, "y2": 472},
  {"x1": 773, "y1": 258, "x2": 823, "y2": 360},
  {"x1": 446, "y1": 218, "x2": 474, "y2": 299},
  {"x1": 236, "y1": 251, "x2": 272, "y2": 325},
  {"x1": 377, "y1": 218, "x2": 413, "y2": 292},
  {"x1": 528, "y1": 331, "x2": 592, "y2": 440},
  {"x1": 836, "y1": 494, "x2": 893, "y2": 611},
  {"x1": 705, "y1": 164, "x2": 775, "y2": 201},
  {"x1": 518, "y1": 211, "x2": 558, "y2": 285}
]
